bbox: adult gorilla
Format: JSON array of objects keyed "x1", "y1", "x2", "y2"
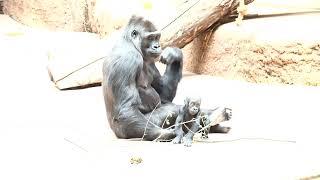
[{"x1": 103, "y1": 15, "x2": 230, "y2": 141}]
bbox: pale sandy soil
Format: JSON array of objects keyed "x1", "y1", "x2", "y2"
[{"x1": 0, "y1": 15, "x2": 320, "y2": 180}]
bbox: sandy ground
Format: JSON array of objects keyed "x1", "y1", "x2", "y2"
[{"x1": 1, "y1": 15, "x2": 320, "y2": 180}]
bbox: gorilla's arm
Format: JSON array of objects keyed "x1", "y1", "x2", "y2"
[
  {"x1": 150, "y1": 47, "x2": 183, "y2": 103},
  {"x1": 106, "y1": 51, "x2": 143, "y2": 110}
]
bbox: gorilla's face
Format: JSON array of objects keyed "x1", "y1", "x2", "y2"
[
  {"x1": 141, "y1": 31, "x2": 162, "y2": 62},
  {"x1": 185, "y1": 97, "x2": 201, "y2": 116}
]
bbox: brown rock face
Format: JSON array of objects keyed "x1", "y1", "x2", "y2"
[
  {"x1": 86, "y1": 0, "x2": 141, "y2": 37},
  {"x1": 184, "y1": 14, "x2": 320, "y2": 86},
  {"x1": 3, "y1": 0, "x2": 87, "y2": 31},
  {"x1": 0, "y1": 0, "x2": 3, "y2": 14},
  {"x1": 2, "y1": 0, "x2": 179, "y2": 37}
]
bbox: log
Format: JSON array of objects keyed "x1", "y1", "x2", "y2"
[{"x1": 160, "y1": 0, "x2": 254, "y2": 48}]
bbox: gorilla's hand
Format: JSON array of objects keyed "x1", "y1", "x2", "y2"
[{"x1": 159, "y1": 47, "x2": 183, "y2": 65}]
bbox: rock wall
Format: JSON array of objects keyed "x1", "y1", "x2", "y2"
[
  {"x1": 86, "y1": 0, "x2": 142, "y2": 37},
  {"x1": 86, "y1": 0, "x2": 184, "y2": 37},
  {"x1": 184, "y1": 13, "x2": 320, "y2": 86},
  {"x1": 4, "y1": 0, "x2": 320, "y2": 86},
  {"x1": 0, "y1": 0, "x2": 3, "y2": 14},
  {"x1": 3, "y1": 0, "x2": 181, "y2": 35},
  {"x1": 3, "y1": 0, "x2": 87, "y2": 31}
]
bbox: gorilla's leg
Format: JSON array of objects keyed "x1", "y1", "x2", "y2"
[
  {"x1": 145, "y1": 104, "x2": 232, "y2": 136},
  {"x1": 144, "y1": 102, "x2": 180, "y2": 128},
  {"x1": 204, "y1": 107, "x2": 232, "y2": 133},
  {"x1": 115, "y1": 105, "x2": 231, "y2": 140},
  {"x1": 114, "y1": 106, "x2": 179, "y2": 140},
  {"x1": 209, "y1": 124, "x2": 231, "y2": 133}
]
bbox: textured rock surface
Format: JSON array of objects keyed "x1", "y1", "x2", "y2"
[
  {"x1": 3, "y1": 0, "x2": 180, "y2": 35},
  {"x1": 3, "y1": 0, "x2": 87, "y2": 31},
  {"x1": 5, "y1": 0, "x2": 320, "y2": 86},
  {"x1": 0, "y1": 0, "x2": 3, "y2": 14},
  {"x1": 185, "y1": 13, "x2": 320, "y2": 86},
  {"x1": 86, "y1": 0, "x2": 142, "y2": 37}
]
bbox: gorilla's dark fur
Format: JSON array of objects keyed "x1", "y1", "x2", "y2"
[
  {"x1": 172, "y1": 97, "x2": 202, "y2": 147},
  {"x1": 102, "y1": 15, "x2": 231, "y2": 141}
]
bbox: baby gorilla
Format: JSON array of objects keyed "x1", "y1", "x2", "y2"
[
  {"x1": 172, "y1": 97, "x2": 233, "y2": 146},
  {"x1": 172, "y1": 97, "x2": 202, "y2": 147}
]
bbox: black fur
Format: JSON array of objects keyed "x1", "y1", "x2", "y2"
[
  {"x1": 172, "y1": 97, "x2": 201, "y2": 147},
  {"x1": 152, "y1": 47, "x2": 183, "y2": 103},
  {"x1": 102, "y1": 15, "x2": 231, "y2": 141},
  {"x1": 102, "y1": 15, "x2": 183, "y2": 140}
]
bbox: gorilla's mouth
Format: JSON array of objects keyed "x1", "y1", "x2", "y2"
[
  {"x1": 150, "y1": 50, "x2": 161, "y2": 57},
  {"x1": 189, "y1": 110, "x2": 198, "y2": 116}
]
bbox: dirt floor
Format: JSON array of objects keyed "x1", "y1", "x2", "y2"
[{"x1": 0, "y1": 15, "x2": 320, "y2": 180}]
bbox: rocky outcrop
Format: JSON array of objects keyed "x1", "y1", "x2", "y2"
[
  {"x1": 184, "y1": 13, "x2": 320, "y2": 86},
  {"x1": 0, "y1": 0, "x2": 3, "y2": 14},
  {"x1": 4, "y1": 0, "x2": 320, "y2": 86},
  {"x1": 3, "y1": 0, "x2": 87, "y2": 31}
]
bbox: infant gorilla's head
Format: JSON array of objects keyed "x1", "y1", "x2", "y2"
[{"x1": 184, "y1": 96, "x2": 201, "y2": 116}]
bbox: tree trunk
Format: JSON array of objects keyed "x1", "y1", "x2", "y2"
[{"x1": 160, "y1": 0, "x2": 254, "y2": 48}]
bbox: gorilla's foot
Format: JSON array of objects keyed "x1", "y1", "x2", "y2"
[{"x1": 203, "y1": 107, "x2": 232, "y2": 134}]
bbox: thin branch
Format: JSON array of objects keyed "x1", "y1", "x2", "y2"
[
  {"x1": 141, "y1": 101, "x2": 161, "y2": 140},
  {"x1": 153, "y1": 112, "x2": 174, "y2": 142},
  {"x1": 160, "y1": 0, "x2": 200, "y2": 31},
  {"x1": 64, "y1": 138, "x2": 88, "y2": 152},
  {"x1": 153, "y1": 113, "x2": 198, "y2": 142},
  {"x1": 161, "y1": 111, "x2": 174, "y2": 128},
  {"x1": 195, "y1": 137, "x2": 296, "y2": 143},
  {"x1": 165, "y1": 118, "x2": 197, "y2": 130},
  {"x1": 55, "y1": 56, "x2": 107, "y2": 83},
  {"x1": 195, "y1": 115, "x2": 222, "y2": 134},
  {"x1": 183, "y1": 123, "x2": 197, "y2": 134}
]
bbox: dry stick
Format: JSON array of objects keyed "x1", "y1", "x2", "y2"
[
  {"x1": 174, "y1": 113, "x2": 224, "y2": 136},
  {"x1": 161, "y1": 111, "x2": 174, "y2": 128},
  {"x1": 152, "y1": 112, "x2": 173, "y2": 142},
  {"x1": 195, "y1": 137, "x2": 296, "y2": 143},
  {"x1": 55, "y1": 56, "x2": 107, "y2": 83},
  {"x1": 64, "y1": 138, "x2": 88, "y2": 152},
  {"x1": 175, "y1": 115, "x2": 296, "y2": 144},
  {"x1": 160, "y1": 0, "x2": 200, "y2": 31},
  {"x1": 196, "y1": 115, "x2": 221, "y2": 134},
  {"x1": 195, "y1": 115, "x2": 296, "y2": 144},
  {"x1": 183, "y1": 118, "x2": 198, "y2": 134},
  {"x1": 153, "y1": 117, "x2": 200, "y2": 142},
  {"x1": 141, "y1": 101, "x2": 161, "y2": 140},
  {"x1": 165, "y1": 118, "x2": 197, "y2": 130},
  {"x1": 153, "y1": 112, "x2": 176, "y2": 142},
  {"x1": 182, "y1": 115, "x2": 220, "y2": 135},
  {"x1": 154, "y1": 111, "x2": 223, "y2": 141},
  {"x1": 136, "y1": 110, "x2": 296, "y2": 143},
  {"x1": 142, "y1": 106, "x2": 224, "y2": 141}
]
